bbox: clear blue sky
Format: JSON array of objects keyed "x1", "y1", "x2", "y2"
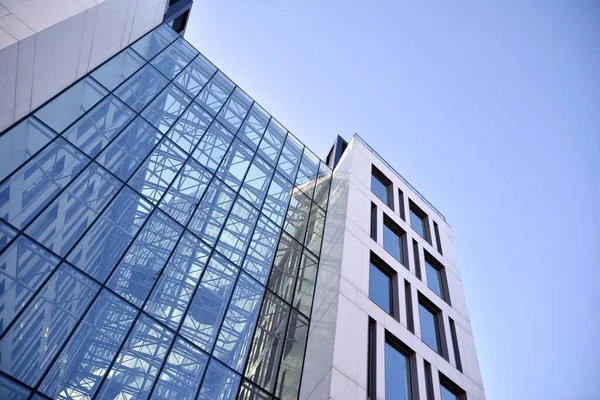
[{"x1": 185, "y1": 2, "x2": 600, "y2": 399}]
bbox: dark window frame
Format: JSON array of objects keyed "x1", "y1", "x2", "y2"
[
  {"x1": 371, "y1": 165, "x2": 394, "y2": 210},
  {"x1": 409, "y1": 200, "x2": 430, "y2": 243},
  {"x1": 398, "y1": 188, "x2": 406, "y2": 221},
  {"x1": 404, "y1": 280, "x2": 415, "y2": 334},
  {"x1": 433, "y1": 221, "x2": 443, "y2": 255},
  {"x1": 367, "y1": 318, "x2": 377, "y2": 399},
  {"x1": 424, "y1": 251, "x2": 451, "y2": 305},
  {"x1": 370, "y1": 202, "x2": 378, "y2": 241},
  {"x1": 385, "y1": 331, "x2": 419, "y2": 400},
  {"x1": 439, "y1": 372, "x2": 467, "y2": 400},
  {"x1": 369, "y1": 252, "x2": 399, "y2": 320},
  {"x1": 412, "y1": 239, "x2": 422, "y2": 280},
  {"x1": 382, "y1": 214, "x2": 407, "y2": 267},
  {"x1": 418, "y1": 293, "x2": 448, "y2": 359}
]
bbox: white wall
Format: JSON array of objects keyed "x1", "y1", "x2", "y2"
[{"x1": 0, "y1": 0, "x2": 167, "y2": 132}]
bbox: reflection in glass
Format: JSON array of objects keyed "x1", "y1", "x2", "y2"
[
  {"x1": 0, "y1": 374, "x2": 31, "y2": 399},
  {"x1": 419, "y1": 302, "x2": 440, "y2": 353},
  {"x1": 426, "y1": 259, "x2": 443, "y2": 298},
  {"x1": 293, "y1": 250, "x2": 318, "y2": 316},
  {"x1": 174, "y1": 53, "x2": 217, "y2": 99},
  {"x1": 39, "y1": 290, "x2": 137, "y2": 399},
  {"x1": 275, "y1": 310, "x2": 309, "y2": 400},
  {"x1": 257, "y1": 119, "x2": 286, "y2": 165},
  {"x1": 276, "y1": 133, "x2": 303, "y2": 182},
  {"x1": 217, "y1": 197, "x2": 259, "y2": 265},
  {"x1": 197, "y1": 359, "x2": 240, "y2": 400},
  {"x1": 371, "y1": 172, "x2": 390, "y2": 206},
  {"x1": 166, "y1": 102, "x2": 213, "y2": 153},
  {"x1": 196, "y1": 72, "x2": 235, "y2": 116},
  {"x1": 240, "y1": 155, "x2": 274, "y2": 208},
  {"x1": 151, "y1": 37, "x2": 198, "y2": 79},
  {"x1": 142, "y1": 84, "x2": 191, "y2": 133},
  {"x1": 441, "y1": 383, "x2": 461, "y2": 400},
  {"x1": 192, "y1": 121, "x2": 235, "y2": 173},
  {"x1": 385, "y1": 340, "x2": 411, "y2": 400},
  {"x1": 216, "y1": 138, "x2": 254, "y2": 191},
  {"x1": 91, "y1": 48, "x2": 145, "y2": 91},
  {"x1": 283, "y1": 190, "x2": 312, "y2": 243},
  {"x1": 242, "y1": 215, "x2": 281, "y2": 284},
  {"x1": 132, "y1": 24, "x2": 179, "y2": 60},
  {"x1": 383, "y1": 221, "x2": 403, "y2": 263},
  {"x1": 410, "y1": 208, "x2": 426, "y2": 239},
  {"x1": 238, "y1": 379, "x2": 272, "y2": 400},
  {"x1": 262, "y1": 172, "x2": 293, "y2": 226},
  {"x1": 217, "y1": 87, "x2": 252, "y2": 133},
  {"x1": 305, "y1": 203, "x2": 325, "y2": 256},
  {"x1": 188, "y1": 179, "x2": 236, "y2": 246},
  {"x1": 115, "y1": 64, "x2": 170, "y2": 112},
  {"x1": 369, "y1": 261, "x2": 392, "y2": 314},
  {"x1": 237, "y1": 103, "x2": 269, "y2": 150}
]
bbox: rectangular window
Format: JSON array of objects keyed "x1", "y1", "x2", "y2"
[
  {"x1": 433, "y1": 221, "x2": 443, "y2": 255},
  {"x1": 398, "y1": 188, "x2": 406, "y2": 220},
  {"x1": 409, "y1": 201, "x2": 429, "y2": 242},
  {"x1": 424, "y1": 361, "x2": 434, "y2": 400},
  {"x1": 405, "y1": 280, "x2": 414, "y2": 334},
  {"x1": 369, "y1": 254, "x2": 395, "y2": 316},
  {"x1": 371, "y1": 202, "x2": 378, "y2": 241},
  {"x1": 424, "y1": 253, "x2": 450, "y2": 303},
  {"x1": 371, "y1": 166, "x2": 393, "y2": 208},
  {"x1": 418, "y1": 296, "x2": 445, "y2": 356},
  {"x1": 412, "y1": 239, "x2": 422, "y2": 280},
  {"x1": 367, "y1": 318, "x2": 377, "y2": 400},
  {"x1": 384, "y1": 336, "x2": 414, "y2": 400},
  {"x1": 440, "y1": 374, "x2": 465, "y2": 400},
  {"x1": 449, "y1": 318, "x2": 463, "y2": 372},
  {"x1": 383, "y1": 216, "x2": 405, "y2": 265}
]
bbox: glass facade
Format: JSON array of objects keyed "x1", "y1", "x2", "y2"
[{"x1": 0, "y1": 24, "x2": 331, "y2": 400}]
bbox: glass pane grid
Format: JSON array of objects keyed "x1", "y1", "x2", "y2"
[{"x1": 0, "y1": 23, "x2": 333, "y2": 400}]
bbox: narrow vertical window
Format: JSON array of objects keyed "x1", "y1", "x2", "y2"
[
  {"x1": 371, "y1": 202, "x2": 378, "y2": 241},
  {"x1": 383, "y1": 216, "x2": 405, "y2": 265},
  {"x1": 424, "y1": 361, "x2": 434, "y2": 400},
  {"x1": 424, "y1": 253, "x2": 450, "y2": 304},
  {"x1": 369, "y1": 255, "x2": 395, "y2": 315},
  {"x1": 371, "y1": 166, "x2": 393, "y2": 209},
  {"x1": 409, "y1": 201, "x2": 429, "y2": 242},
  {"x1": 405, "y1": 280, "x2": 414, "y2": 334},
  {"x1": 385, "y1": 335, "x2": 415, "y2": 400},
  {"x1": 398, "y1": 188, "x2": 406, "y2": 221},
  {"x1": 418, "y1": 296, "x2": 446, "y2": 357},
  {"x1": 412, "y1": 239, "x2": 422, "y2": 280},
  {"x1": 449, "y1": 318, "x2": 462, "y2": 372},
  {"x1": 433, "y1": 221, "x2": 443, "y2": 255},
  {"x1": 367, "y1": 318, "x2": 377, "y2": 399}
]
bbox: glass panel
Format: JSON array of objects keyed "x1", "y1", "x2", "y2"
[
  {"x1": 67, "y1": 186, "x2": 152, "y2": 281},
  {"x1": 372, "y1": 173, "x2": 389, "y2": 206},
  {"x1": 313, "y1": 162, "x2": 331, "y2": 210},
  {"x1": 91, "y1": 48, "x2": 145, "y2": 91},
  {"x1": 426, "y1": 259, "x2": 443, "y2": 298},
  {"x1": 216, "y1": 197, "x2": 260, "y2": 265},
  {"x1": 96, "y1": 314, "x2": 174, "y2": 399},
  {"x1": 151, "y1": 337, "x2": 209, "y2": 400},
  {"x1": 275, "y1": 310, "x2": 309, "y2": 400},
  {"x1": 238, "y1": 380, "x2": 272, "y2": 400},
  {"x1": 0, "y1": 235, "x2": 61, "y2": 334},
  {"x1": 257, "y1": 119, "x2": 286, "y2": 166},
  {"x1": 129, "y1": 138, "x2": 188, "y2": 204},
  {"x1": 197, "y1": 359, "x2": 240, "y2": 400},
  {"x1": 268, "y1": 232, "x2": 302, "y2": 302},
  {"x1": 188, "y1": 179, "x2": 236, "y2": 246},
  {"x1": 174, "y1": 53, "x2": 217, "y2": 98},
  {"x1": 305, "y1": 203, "x2": 325, "y2": 255},
  {"x1": 419, "y1": 303, "x2": 440, "y2": 353},
  {"x1": 295, "y1": 147, "x2": 319, "y2": 198},
  {"x1": 213, "y1": 272, "x2": 264, "y2": 372},
  {"x1": 0, "y1": 117, "x2": 56, "y2": 182},
  {"x1": 35, "y1": 77, "x2": 107, "y2": 133},
  {"x1": 215, "y1": 138, "x2": 254, "y2": 191},
  {"x1": 62, "y1": 95, "x2": 135, "y2": 157},
  {"x1": 244, "y1": 292, "x2": 290, "y2": 392},
  {"x1": 0, "y1": 264, "x2": 99, "y2": 386},
  {"x1": 180, "y1": 253, "x2": 238, "y2": 351},
  {"x1": 107, "y1": 210, "x2": 183, "y2": 306},
  {"x1": 283, "y1": 190, "x2": 311, "y2": 243},
  {"x1": 166, "y1": 102, "x2": 213, "y2": 153},
  {"x1": 0, "y1": 138, "x2": 88, "y2": 229},
  {"x1": 0, "y1": 374, "x2": 31, "y2": 399},
  {"x1": 276, "y1": 133, "x2": 303, "y2": 183},
  {"x1": 410, "y1": 208, "x2": 426, "y2": 238},
  {"x1": 142, "y1": 84, "x2": 192, "y2": 134},
  {"x1": 115, "y1": 64, "x2": 170, "y2": 112},
  {"x1": 217, "y1": 87, "x2": 252, "y2": 133},
  {"x1": 151, "y1": 37, "x2": 198, "y2": 79},
  {"x1": 132, "y1": 24, "x2": 179, "y2": 60},
  {"x1": 369, "y1": 262, "x2": 392, "y2": 314},
  {"x1": 39, "y1": 290, "x2": 137, "y2": 399},
  {"x1": 237, "y1": 103, "x2": 269, "y2": 150},
  {"x1": 196, "y1": 72, "x2": 235, "y2": 116},
  {"x1": 242, "y1": 214, "x2": 280, "y2": 285},
  {"x1": 96, "y1": 117, "x2": 162, "y2": 181},
  {"x1": 158, "y1": 158, "x2": 213, "y2": 225},
  {"x1": 262, "y1": 171, "x2": 293, "y2": 226},
  {"x1": 240, "y1": 156, "x2": 274, "y2": 208},
  {"x1": 292, "y1": 250, "x2": 318, "y2": 316},
  {"x1": 383, "y1": 222, "x2": 403, "y2": 263},
  {"x1": 0, "y1": 219, "x2": 17, "y2": 251},
  {"x1": 385, "y1": 341, "x2": 411, "y2": 400},
  {"x1": 441, "y1": 383, "x2": 460, "y2": 400},
  {"x1": 191, "y1": 121, "x2": 235, "y2": 173},
  {"x1": 144, "y1": 231, "x2": 211, "y2": 330},
  {"x1": 27, "y1": 163, "x2": 121, "y2": 256}
]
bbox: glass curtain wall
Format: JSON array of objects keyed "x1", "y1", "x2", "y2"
[{"x1": 0, "y1": 24, "x2": 331, "y2": 400}]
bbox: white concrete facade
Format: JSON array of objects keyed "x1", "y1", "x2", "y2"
[
  {"x1": 0, "y1": 0, "x2": 167, "y2": 132},
  {"x1": 300, "y1": 135, "x2": 485, "y2": 400}
]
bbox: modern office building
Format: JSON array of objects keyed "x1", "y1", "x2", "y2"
[{"x1": 0, "y1": 15, "x2": 485, "y2": 400}]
